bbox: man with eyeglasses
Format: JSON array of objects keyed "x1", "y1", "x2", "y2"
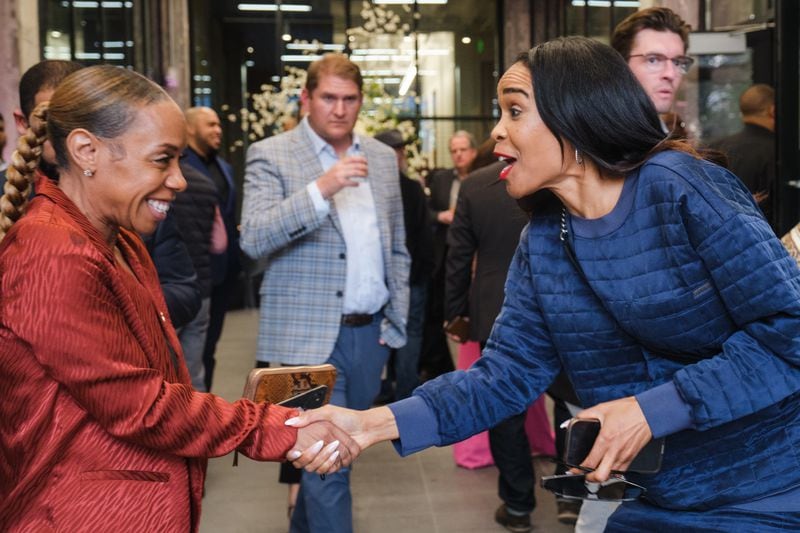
[{"x1": 612, "y1": 7, "x2": 693, "y2": 118}]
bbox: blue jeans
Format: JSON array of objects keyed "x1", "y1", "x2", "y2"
[
  {"x1": 289, "y1": 315, "x2": 390, "y2": 533},
  {"x1": 177, "y1": 297, "x2": 210, "y2": 392},
  {"x1": 394, "y1": 281, "x2": 427, "y2": 400}
]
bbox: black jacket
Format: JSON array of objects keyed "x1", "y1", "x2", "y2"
[
  {"x1": 709, "y1": 123, "x2": 776, "y2": 228},
  {"x1": 400, "y1": 173, "x2": 434, "y2": 285},
  {"x1": 171, "y1": 162, "x2": 220, "y2": 297},
  {"x1": 426, "y1": 168, "x2": 458, "y2": 276},
  {"x1": 444, "y1": 161, "x2": 528, "y2": 342},
  {"x1": 143, "y1": 211, "x2": 201, "y2": 329}
]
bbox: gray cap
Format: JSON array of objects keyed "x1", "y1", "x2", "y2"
[{"x1": 374, "y1": 129, "x2": 410, "y2": 149}]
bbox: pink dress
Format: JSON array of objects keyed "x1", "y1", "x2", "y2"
[{"x1": 452, "y1": 341, "x2": 555, "y2": 469}]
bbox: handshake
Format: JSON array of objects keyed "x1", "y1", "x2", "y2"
[
  {"x1": 243, "y1": 365, "x2": 398, "y2": 475},
  {"x1": 282, "y1": 404, "x2": 398, "y2": 475}
]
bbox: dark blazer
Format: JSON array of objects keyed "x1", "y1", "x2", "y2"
[
  {"x1": 426, "y1": 167, "x2": 457, "y2": 275},
  {"x1": 182, "y1": 148, "x2": 240, "y2": 285},
  {"x1": 709, "y1": 123, "x2": 776, "y2": 227},
  {"x1": 400, "y1": 172, "x2": 434, "y2": 285},
  {"x1": 445, "y1": 161, "x2": 528, "y2": 342},
  {"x1": 143, "y1": 211, "x2": 201, "y2": 329}
]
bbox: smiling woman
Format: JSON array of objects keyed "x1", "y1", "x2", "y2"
[{"x1": 0, "y1": 65, "x2": 356, "y2": 532}]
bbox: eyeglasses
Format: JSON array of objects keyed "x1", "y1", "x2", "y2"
[
  {"x1": 541, "y1": 473, "x2": 646, "y2": 502},
  {"x1": 628, "y1": 53, "x2": 695, "y2": 75}
]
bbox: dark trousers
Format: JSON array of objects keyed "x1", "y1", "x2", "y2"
[
  {"x1": 553, "y1": 396, "x2": 571, "y2": 475},
  {"x1": 202, "y1": 274, "x2": 235, "y2": 391},
  {"x1": 482, "y1": 342, "x2": 535, "y2": 514},
  {"x1": 489, "y1": 411, "x2": 536, "y2": 514},
  {"x1": 419, "y1": 268, "x2": 454, "y2": 380}
]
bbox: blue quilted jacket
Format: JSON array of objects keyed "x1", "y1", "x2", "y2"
[{"x1": 414, "y1": 150, "x2": 800, "y2": 510}]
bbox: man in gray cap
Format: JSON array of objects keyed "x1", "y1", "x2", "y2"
[{"x1": 375, "y1": 129, "x2": 433, "y2": 400}]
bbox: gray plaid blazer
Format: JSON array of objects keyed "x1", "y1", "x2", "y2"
[{"x1": 240, "y1": 125, "x2": 410, "y2": 365}]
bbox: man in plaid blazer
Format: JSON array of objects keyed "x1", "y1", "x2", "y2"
[{"x1": 240, "y1": 54, "x2": 409, "y2": 533}]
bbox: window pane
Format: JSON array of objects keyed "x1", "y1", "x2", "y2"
[
  {"x1": 587, "y1": 6, "x2": 611, "y2": 43},
  {"x1": 42, "y1": 0, "x2": 72, "y2": 60}
]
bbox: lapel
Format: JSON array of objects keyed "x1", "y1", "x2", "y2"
[
  {"x1": 290, "y1": 127, "x2": 344, "y2": 237},
  {"x1": 364, "y1": 143, "x2": 390, "y2": 252},
  {"x1": 215, "y1": 156, "x2": 236, "y2": 214}
]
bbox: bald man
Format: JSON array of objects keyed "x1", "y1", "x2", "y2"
[
  {"x1": 710, "y1": 84, "x2": 776, "y2": 227},
  {"x1": 183, "y1": 106, "x2": 240, "y2": 391}
]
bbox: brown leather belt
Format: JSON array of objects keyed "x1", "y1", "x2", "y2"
[{"x1": 341, "y1": 313, "x2": 373, "y2": 327}]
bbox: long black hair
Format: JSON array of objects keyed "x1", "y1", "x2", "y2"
[{"x1": 521, "y1": 36, "x2": 693, "y2": 176}]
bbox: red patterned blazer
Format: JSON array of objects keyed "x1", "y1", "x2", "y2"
[{"x1": 0, "y1": 179, "x2": 297, "y2": 532}]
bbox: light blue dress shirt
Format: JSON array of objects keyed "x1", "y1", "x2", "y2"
[{"x1": 301, "y1": 117, "x2": 389, "y2": 315}]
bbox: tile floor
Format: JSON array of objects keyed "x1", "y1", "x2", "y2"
[{"x1": 198, "y1": 309, "x2": 574, "y2": 533}]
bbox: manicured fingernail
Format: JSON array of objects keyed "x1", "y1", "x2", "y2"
[
  {"x1": 329, "y1": 450, "x2": 340, "y2": 463},
  {"x1": 287, "y1": 450, "x2": 302, "y2": 460},
  {"x1": 309, "y1": 440, "x2": 324, "y2": 454},
  {"x1": 285, "y1": 417, "x2": 300, "y2": 426},
  {"x1": 325, "y1": 440, "x2": 340, "y2": 453}
]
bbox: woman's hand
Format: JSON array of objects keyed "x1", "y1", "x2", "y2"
[
  {"x1": 284, "y1": 405, "x2": 399, "y2": 469},
  {"x1": 574, "y1": 396, "x2": 652, "y2": 483},
  {"x1": 285, "y1": 419, "x2": 360, "y2": 475}
]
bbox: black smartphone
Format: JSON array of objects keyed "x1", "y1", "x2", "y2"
[
  {"x1": 277, "y1": 385, "x2": 328, "y2": 410},
  {"x1": 564, "y1": 418, "x2": 664, "y2": 474},
  {"x1": 627, "y1": 437, "x2": 664, "y2": 474},
  {"x1": 565, "y1": 418, "x2": 601, "y2": 466}
]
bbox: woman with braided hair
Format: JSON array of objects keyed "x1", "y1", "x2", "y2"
[{"x1": 0, "y1": 65, "x2": 354, "y2": 532}]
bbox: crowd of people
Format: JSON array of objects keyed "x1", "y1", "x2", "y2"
[{"x1": 1, "y1": 5, "x2": 799, "y2": 533}]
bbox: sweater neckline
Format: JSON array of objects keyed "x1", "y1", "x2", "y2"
[{"x1": 569, "y1": 168, "x2": 640, "y2": 239}]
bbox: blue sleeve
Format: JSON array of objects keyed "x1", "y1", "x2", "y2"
[
  {"x1": 413, "y1": 227, "x2": 562, "y2": 445},
  {"x1": 671, "y1": 167, "x2": 800, "y2": 431},
  {"x1": 635, "y1": 381, "x2": 694, "y2": 438},
  {"x1": 387, "y1": 396, "x2": 441, "y2": 456}
]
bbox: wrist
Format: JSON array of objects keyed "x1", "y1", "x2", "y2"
[
  {"x1": 315, "y1": 178, "x2": 332, "y2": 199},
  {"x1": 362, "y1": 406, "x2": 399, "y2": 447}
]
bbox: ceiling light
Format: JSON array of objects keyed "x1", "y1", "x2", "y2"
[
  {"x1": 286, "y1": 43, "x2": 346, "y2": 51},
  {"x1": 373, "y1": 1, "x2": 447, "y2": 4},
  {"x1": 280, "y1": 54, "x2": 324, "y2": 62},
  {"x1": 238, "y1": 3, "x2": 312, "y2": 12}
]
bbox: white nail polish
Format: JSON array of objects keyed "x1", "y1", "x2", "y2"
[
  {"x1": 325, "y1": 440, "x2": 340, "y2": 452},
  {"x1": 309, "y1": 440, "x2": 324, "y2": 454},
  {"x1": 285, "y1": 417, "x2": 300, "y2": 426},
  {"x1": 329, "y1": 450, "x2": 340, "y2": 463},
  {"x1": 288, "y1": 450, "x2": 302, "y2": 460}
]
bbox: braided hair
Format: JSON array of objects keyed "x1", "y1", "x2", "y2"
[{"x1": 0, "y1": 104, "x2": 47, "y2": 240}]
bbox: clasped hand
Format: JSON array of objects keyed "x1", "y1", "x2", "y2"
[
  {"x1": 284, "y1": 405, "x2": 397, "y2": 472},
  {"x1": 572, "y1": 396, "x2": 653, "y2": 483},
  {"x1": 283, "y1": 416, "x2": 360, "y2": 475}
]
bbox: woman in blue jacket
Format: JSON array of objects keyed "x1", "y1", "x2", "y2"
[{"x1": 288, "y1": 37, "x2": 800, "y2": 530}]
